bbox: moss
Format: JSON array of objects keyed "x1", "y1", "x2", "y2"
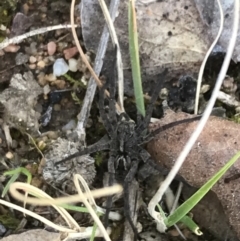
[
  {"x1": 0, "y1": 0, "x2": 19, "y2": 42},
  {"x1": 0, "y1": 214, "x2": 20, "y2": 229}
]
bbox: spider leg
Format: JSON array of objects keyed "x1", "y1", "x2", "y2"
[
  {"x1": 107, "y1": 55, "x2": 118, "y2": 129},
  {"x1": 98, "y1": 46, "x2": 118, "y2": 137},
  {"x1": 138, "y1": 147, "x2": 188, "y2": 184},
  {"x1": 123, "y1": 160, "x2": 140, "y2": 240},
  {"x1": 141, "y1": 115, "x2": 201, "y2": 144},
  {"x1": 99, "y1": 82, "x2": 115, "y2": 136},
  {"x1": 104, "y1": 152, "x2": 117, "y2": 228},
  {"x1": 136, "y1": 69, "x2": 168, "y2": 135},
  {"x1": 55, "y1": 136, "x2": 111, "y2": 165}
]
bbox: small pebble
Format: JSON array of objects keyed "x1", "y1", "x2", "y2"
[
  {"x1": 5, "y1": 152, "x2": 14, "y2": 159},
  {"x1": 43, "y1": 84, "x2": 51, "y2": 95},
  {"x1": 37, "y1": 72, "x2": 47, "y2": 86},
  {"x1": 52, "y1": 79, "x2": 66, "y2": 89},
  {"x1": 43, "y1": 57, "x2": 50, "y2": 65},
  {"x1": 0, "y1": 25, "x2": 6, "y2": 31},
  {"x1": 201, "y1": 84, "x2": 210, "y2": 94},
  {"x1": 47, "y1": 41, "x2": 57, "y2": 56},
  {"x1": 38, "y1": 140, "x2": 46, "y2": 150},
  {"x1": 29, "y1": 56, "x2": 37, "y2": 63},
  {"x1": 15, "y1": 52, "x2": 29, "y2": 65},
  {"x1": 53, "y1": 58, "x2": 69, "y2": 76},
  {"x1": 25, "y1": 42, "x2": 37, "y2": 55},
  {"x1": 42, "y1": 136, "x2": 49, "y2": 142},
  {"x1": 29, "y1": 63, "x2": 36, "y2": 69},
  {"x1": 40, "y1": 6, "x2": 48, "y2": 13},
  {"x1": 37, "y1": 60, "x2": 46, "y2": 69},
  {"x1": 37, "y1": 55, "x2": 43, "y2": 61},
  {"x1": 47, "y1": 131, "x2": 58, "y2": 139},
  {"x1": 41, "y1": 13, "x2": 47, "y2": 19},
  {"x1": 0, "y1": 223, "x2": 6, "y2": 236},
  {"x1": 22, "y1": 3, "x2": 29, "y2": 15},
  {"x1": 68, "y1": 58, "x2": 78, "y2": 72},
  {"x1": 63, "y1": 46, "x2": 78, "y2": 60},
  {"x1": 53, "y1": 104, "x2": 61, "y2": 111},
  {"x1": 45, "y1": 73, "x2": 57, "y2": 82},
  {"x1": 4, "y1": 44, "x2": 20, "y2": 53},
  {"x1": 235, "y1": 107, "x2": 240, "y2": 113}
]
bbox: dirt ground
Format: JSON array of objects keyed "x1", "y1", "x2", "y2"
[{"x1": 1, "y1": 1, "x2": 240, "y2": 241}]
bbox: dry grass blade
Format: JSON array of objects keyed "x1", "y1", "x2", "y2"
[
  {"x1": 0, "y1": 175, "x2": 123, "y2": 239},
  {"x1": 194, "y1": 0, "x2": 224, "y2": 114},
  {"x1": 9, "y1": 182, "x2": 122, "y2": 206},
  {"x1": 73, "y1": 174, "x2": 111, "y2": 241},
  {"x1": 0, "y1": 24, "x2": 77, "y2": 50}
]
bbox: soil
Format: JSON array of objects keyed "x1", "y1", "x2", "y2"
[{"x1": 1, "y1": 1, "x2": 240, "y2": 241}]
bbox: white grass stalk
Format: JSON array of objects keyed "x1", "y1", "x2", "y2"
[
  {"x1": 194, "y1": 0, "x2": 224, "y2": 114},
  {"x1": 0, "y1": 24, "x2": 77, "y2": 50}
]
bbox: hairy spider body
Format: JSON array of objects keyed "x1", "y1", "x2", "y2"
[
  {"x1": 55, "y1": 68, "x2": 201, "y2": 239},
  {"x1": 55, "y1": 69, "x2": 169, "y2": 239}
]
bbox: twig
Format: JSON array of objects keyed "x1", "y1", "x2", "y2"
[
  {"x1": 72, "y1": 0, "x2": 121, "y2": 142},
  {"x1": 98, "y1": 0, "x2": 124, "y2": 112},
  {"x1": 122, "y1": 179, "x2": 139, "y2": 241},
  {"x1": 0, "y1": 24, "x2": 78, "y2": 50},
  {"x1": 148, "y1": 0, "x2": 239, "y2": 228}
]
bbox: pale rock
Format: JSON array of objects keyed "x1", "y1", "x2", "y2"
[{"x1": 68, "y1": 58, "x2": 78, "y2": 72}]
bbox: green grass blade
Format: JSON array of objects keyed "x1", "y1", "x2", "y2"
[
  {"x1": 166, "y1": 151, "x2": 240, "y2": 227},
  {"x1": 2, "y1": 173, "x2": 20, "y2": 198},
  {"x1": 180, "y1": 215, "x2": 202, "y2": 235},
  {"x1": 128, "y1": 0, "x2": 145, "y2": 116},
  {"x1": 2, "y1": 167, "x2": 32, "y2": 198},
  {"x1": 60, "y1": 204, "x2": 90, "y2": 213}
]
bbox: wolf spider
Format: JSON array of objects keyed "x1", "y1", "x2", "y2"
[{"x1": 55, "y1": 68, "x2": 200, "y2": 238}]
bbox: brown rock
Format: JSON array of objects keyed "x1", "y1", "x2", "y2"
[
  {"x1": 63, "y1": 46, "x2": 78, "y2": 60},
  {"x1": 147, "y1": 110, "x2": 240, "y2": 239},
  {"x1": 4, "y1": 44, "x2": 20, "y2": 53}
]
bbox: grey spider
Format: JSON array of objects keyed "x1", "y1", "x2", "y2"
[
  {"x1": 55, "y1": 68, "x2": 170, "y2": 237},
  {"x1": 55, "y1": 68, "x2": 200, "y2": 239}
]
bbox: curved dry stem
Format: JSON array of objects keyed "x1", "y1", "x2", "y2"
[
  {"x1": 0, "y1": 199, "x2": 75, "y2": 233},
  {"x1": 1, "y1": 175, "x2": 122, "y2": 239},
  {"x1": 98, "y1": 0, "x2": 124, "y2": 112},
  {"x1": 70, "y1": 0, "x2": 103, "y2": 88},
  {"x1": 9, "y1": 182, "x2": 122, "y2": 205},
  {"x1": 194, "y1": 0, "x2": 224, "y2": 114},
  {"x1": 74, "y1": 174, "x2": 111, "y2": 241}
]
